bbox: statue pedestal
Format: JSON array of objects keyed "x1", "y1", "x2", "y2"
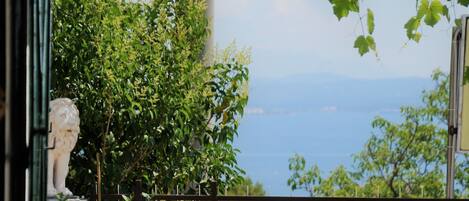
[{"x1": 47, "y1": 195, "x2": 87, "y2": 201}]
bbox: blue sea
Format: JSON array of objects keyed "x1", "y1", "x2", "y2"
[{"x1": 233, "y1": 74, "x2": 433, "y2": 195}]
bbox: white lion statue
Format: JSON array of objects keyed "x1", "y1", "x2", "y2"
[{"x1": 47, "y1": 98, "x2": 80, "y2": 197}]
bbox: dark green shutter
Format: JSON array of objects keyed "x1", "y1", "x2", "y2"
[{"x1": 29, "y1": 0, "x2": 51, "y2": 200}]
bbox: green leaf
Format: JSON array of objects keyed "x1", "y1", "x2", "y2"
[
  {"x1": 121, "y1": 195, "x2": 131, "y2": 201},
  {"x1": 459, "y1": 0, "x2": 469, "y2": 7},
  {"x1": 349, "y1": 0, "x2": 360, "y2": 12},
  {"x1": 366, "y1": 36, "x2": 376, "y2": 51},
  {"x1": 417, "y1": 0, "x2": 429, "y2": 18},
  {"x1": 404, "y1": 17, "x2": 421, "y2": 41},
  {"x1": 354, "y1": 35, "x2": 369, "y2": 56},
  {"x1": 456, "y1": 19, "x2": 462, "y2": 27},
  {"x1": 329, "y1": 0, "x2": 360, "y2": 20},
  {"x1": 442, "y1": 5, "x2": 450, "y2": 22},
  {"x1": 424, "y1": 0, "x2": 443, "y2": 27},
  {"x1": 367, "y1": 9, "x2": 375, "y2": 34},
  {"x1": 142, "y1": 192, "x2": 151, "y2": 199},
  {"x1": 414, "y1": 32, "x2": 422, "y2": 43},
  {"x1": 464, "y1": 66, "x2": 469, "y2": 84},
  {"x1": 330, "y1": 0, "x2": 350, "y2": 20}
]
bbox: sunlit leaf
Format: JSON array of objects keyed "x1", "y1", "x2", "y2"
[
  {"x1": 354, "y1": 35, "x2": 369, "y2": 56},
  {"x1": 424, "y1": 0, "x2": 443, "y2": 27},
  {"x1": 367, "y1": 9, "x2": 375, "y2": 34}
]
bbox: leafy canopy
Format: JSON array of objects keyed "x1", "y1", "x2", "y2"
[
  {"x1": 226, "y1": 177, "x2": 266, "y2": 196},
  {"x1": 288, "y1": 70, "x2": 469, "y2": 198},
  {"x1": 52, "y1": 0, "x2": 249, "y2": 195}
]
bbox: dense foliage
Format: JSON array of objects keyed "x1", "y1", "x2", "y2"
[
  {"x1": 327, "y1": 0, "x2": 469, "y2": 56},
  {"x1": 288, "y1": 70, "x2": 469, "y2": 198},
  {"x1": 226, "y1": 177, "x2": 266, "y2": 196},
  {"x1": 52, "y1": 0, "x2": 249, "y2": 195}
]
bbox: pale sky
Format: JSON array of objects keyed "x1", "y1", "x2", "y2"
[
  {"x1": 214, "y1": 0, "x2": 469, "y2": 80},
  {"x1": 213, "y1": 0, "x2": 469, "y2": 195}
]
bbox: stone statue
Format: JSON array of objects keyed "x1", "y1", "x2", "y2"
[{"x1": 47, "y1": 98, "x2": 80, "y2": 197}]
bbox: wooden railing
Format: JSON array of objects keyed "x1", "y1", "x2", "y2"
[{"x1": 87, "y1": 181, "x2": 463, "y2": 201}]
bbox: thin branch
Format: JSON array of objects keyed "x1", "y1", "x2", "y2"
[
  {"x1": 358, "y1": 13, "x2": 366, "y2": 36},
  {"x1": 119, "y1": 145, "x2": 152, "y2": 183},
  {"x1": 387, "y1": 120, "x2": 420, "y2": 197}
]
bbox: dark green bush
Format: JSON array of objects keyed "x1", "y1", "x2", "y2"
[{"x1": 52, "y1": 0, "x2": 248, "y2": 195}]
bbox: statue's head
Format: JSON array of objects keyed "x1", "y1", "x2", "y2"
[{"x1": 49, "y1": 98, "x2": 80, "y2": 134}]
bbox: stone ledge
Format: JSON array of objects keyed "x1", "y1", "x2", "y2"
[{"x1": 47, "y1": 195, "x2": 87, "y2": 201}]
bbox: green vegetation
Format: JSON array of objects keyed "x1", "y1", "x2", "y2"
[
  {"x1": 226, "y1": 177, "x2": 266, "y2": 196},
  {"x1": 52, "y1": 0, "x2": 248, "y2": 195},
  {"x1": 313, "y1": 1, "x2": 469, "y2": 196},
  {"x1": 288, "y1": 70, "x2": 469, "y2": 198},
  {"x1": 327, "y1": 0, "x2": 467, "y2": 56}
]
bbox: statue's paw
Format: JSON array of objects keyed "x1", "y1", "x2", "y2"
[
  {"x1": 57, "y1": 187, "x2": 73, "y2": 196},
  {"x1": 47, "y1": 187, "x2": 58, "y2": 197}
]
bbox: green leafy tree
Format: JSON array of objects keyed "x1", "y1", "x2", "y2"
[
  {"x1": 288, "y1": 70, "x2": 469, "y2": 198},
  {"x1": 351, "y1": 70, "x2": 449, "y2": 198},
  {"x1": 287, "y1": 155, "x2": 359, "y2": 197},
  {"x1": 226, "y1": 177, "x2": 266, "y2": 196},
  {"x1": 317, "y1": 165, "x2": 360, "y2": 197},
  {"x1": 52, "y1": 0, "x2": 248, "y2": 195},
  {"x1": 329, "y1": 0, "x2": 469, "y2": 197},
  {"x1": 327, "y1": 0, "x2": 467, "y2": 56},
  {"x1": 287, "y1": 154, "x2": 321, "y2": 196}
]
